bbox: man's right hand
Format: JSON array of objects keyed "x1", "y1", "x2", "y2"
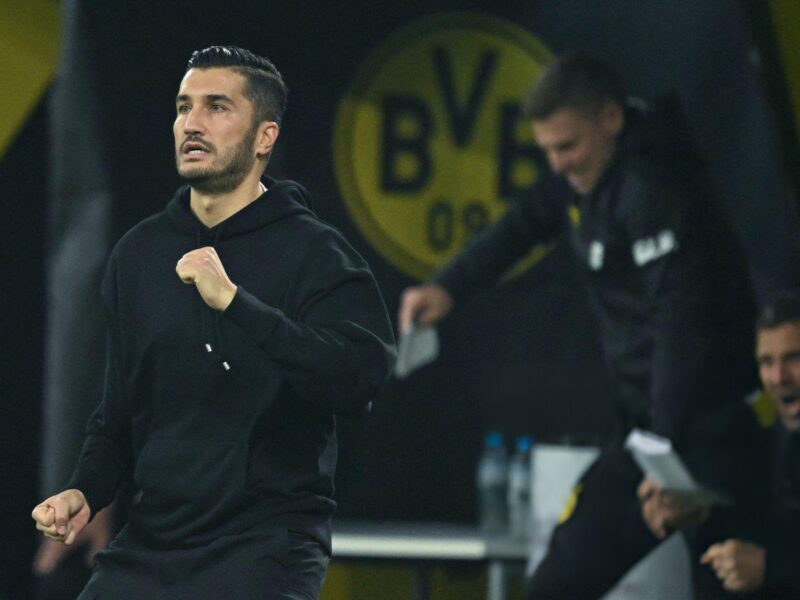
[
  {"x1": 700, "y1": 539, "x2": 766, "y2": 593},
  {"x1": 33, "y1": 503, "x2": 112, "y2": 576},
  {"x1": 398, "y1": 284, "x2": 453, "y2": 334},
  {"x1": 31, "y1": 489, "x2": 91, "y2": 546},
  {"x1": 638, "y1": 478, "x2": 710, "y2": 539}
]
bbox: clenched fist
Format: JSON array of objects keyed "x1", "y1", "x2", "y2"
[
  {"x1": 701, "y1": 539, "x2": 766, "y2": 593},
  {"x1": 31, "y1": 489, "x2": 91, "y2": 546},
  {"x1": 176, "y1": 246, "x2": 238, "y2": 310}
]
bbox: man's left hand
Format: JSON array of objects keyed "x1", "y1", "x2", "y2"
[
  {"x1": 700, "y1": 539, "x2": 765, "y2": 593},
  {"x1": 176, "y1": 247, "x2": 237, "y2": 310}
]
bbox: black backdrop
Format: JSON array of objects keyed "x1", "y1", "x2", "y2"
[
  {"x1": 5, "y1": 1, "x2": 799, "y2": 596},
  {"x1": 2, "y1": 99, "x2": 47, "y2": 599}
]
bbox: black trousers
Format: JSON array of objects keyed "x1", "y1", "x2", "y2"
[
  {"x1": 77, "y1": 525, "x2": 329, "y2": 600},
  {"x1": 525, "y1": 445, "x2": 769, "y2": 600}
]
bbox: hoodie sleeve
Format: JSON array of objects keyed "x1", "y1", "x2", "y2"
[
  {"x1": 66, "y1": 252, "x2": 134, "y2": 515},
  {"x1": 434, "y1": 178, "x2": 566, "y2": 301},
  {"x1": 222, "y1": 228, "x2": 396, "y2": 415}
]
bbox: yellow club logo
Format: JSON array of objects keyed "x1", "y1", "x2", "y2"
[{"x1": 334, "y1": 12, "x2": 553, "y2": 279}]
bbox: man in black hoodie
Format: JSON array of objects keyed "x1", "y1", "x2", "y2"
[
  {"x1": 399, "y1": 54, "x2": 756, "y2": 598},
  {"x1": 32, "y1": 46, "x2": 395, "y2": 599}
]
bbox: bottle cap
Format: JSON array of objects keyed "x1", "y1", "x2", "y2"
[
  {"x1": 515, "y1": 435, "x2": 533, "y2": 453},
  {"x1": 485, "y1": 431, "x2": 504, "y2": 449}
]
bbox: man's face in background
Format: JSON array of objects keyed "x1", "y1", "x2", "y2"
[
  {"x1": 532, "y1": 102, "x2": 623, "y2": 195},
  {"x1": 757, "y1": 321, "x2": 800, "y2": 432}
]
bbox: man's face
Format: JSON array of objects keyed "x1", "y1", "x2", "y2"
[
  {"x1": 532, "y1": 104, "x2": 623, "y2": 195},
  {"x1": 174, "y1": 67, "x2": 259, "y2": 194},
  {"x1": 757, "y1": 322, "x2": 800, "y2": 431}
]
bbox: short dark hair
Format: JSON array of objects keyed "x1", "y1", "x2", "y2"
[
  {"x1": 522, "y1": 53, "x2": 626, "y2": 120},
  {"x1": 757, "y1": 294, "x2": 800, "y2": 331},
  {"x1": 186, "y1": 46, "x2": 288, "y2": 125}
]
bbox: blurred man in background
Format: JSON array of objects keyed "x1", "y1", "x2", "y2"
[
  {"x1": 640, "y1": 295, "x2": 800, "y2": 600},
  {"x1": 31, "y1": 45, "x2": 395, "y2": 599},
  {"x1": 702, "y1": 296, "x2": 800, "y2": 597},
  {"x1": 641, "y1": 296, "x2": 800, "y2": 597},
  {"x1": 399, "y1": 54, "x2": 757, "y2": 598}
]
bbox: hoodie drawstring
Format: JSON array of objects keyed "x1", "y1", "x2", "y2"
[{"x1": 197, "y1": 226, "x2": 231, "y2": 373}]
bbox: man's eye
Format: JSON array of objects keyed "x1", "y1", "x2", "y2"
[
  {"x1": 177, "y1": 105, "x2": 190, "y2": 114},
  {"x1": 211, "y1": 104, "x2": 227, "y2": 112}
]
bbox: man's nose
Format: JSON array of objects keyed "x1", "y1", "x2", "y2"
[
  {"x1": 765, "y1": 362, "x2": 790, "y2": 387},
  {"x1": 548, "y1": 152, "x2": 569, "y2": 174},
  {"x1": 183, "y1": 109, "x2": 204, "y2": 133},
  {"x1": 778, "y1": 361, "x2": 793, "y2": 385}
]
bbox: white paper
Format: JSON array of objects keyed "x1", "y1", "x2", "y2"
[
  {"x1": 393, "y1": 324, "x2": 439, "y2": 379},
  {"x1": 625, "y1": 429, "x2": 731, "y2": 505}
]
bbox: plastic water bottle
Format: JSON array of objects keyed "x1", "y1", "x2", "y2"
[
  {"x1": 477, "y1": 431, "x2": 509, "y2": 533},
  {"x1": 508, "y1": 435, "x2": 533, "y2": 539}
]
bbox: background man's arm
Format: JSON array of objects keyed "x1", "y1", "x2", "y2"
[
  {"x1": 435, "y1": 180, "x2": 565, "y2": 302},
  {"x1": 399, "y1": 179, "x2": 566, "y2": 332}
]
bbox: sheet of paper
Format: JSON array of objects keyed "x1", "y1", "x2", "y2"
[
  {"x1": 625, "y1": 428, "x2": 731, "y2": 505},
  {"x1": 394, "y1": 324, "x2": 439, "y2": 379}
]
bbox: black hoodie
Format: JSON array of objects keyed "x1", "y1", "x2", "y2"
[{"x1": 68, "y1": 178, "x2": 396, "y2": 551}]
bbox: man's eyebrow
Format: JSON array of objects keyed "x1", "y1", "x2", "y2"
[
  {"x1": 205, "y1": 94, "x2": 235, "y2": 104},
  {"x1": 175, "y1": 94, "x2": 235, "y2": 104}
]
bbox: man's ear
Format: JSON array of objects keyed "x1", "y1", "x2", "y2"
[
  {"x1": 600, "y1": 101, "x2": 625, "y2": 136},
  {"x1": 255, "y1": 121, "x2": 280, "y2": 158}
]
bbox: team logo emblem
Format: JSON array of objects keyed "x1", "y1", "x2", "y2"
[{"x1": 334, "y1": 13, "x2": 553, "y2": 279}]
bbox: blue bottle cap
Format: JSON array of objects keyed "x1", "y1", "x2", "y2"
[
  {"x1": 515, "y1": 435, "x2": 533, "y2": 453},
  {"x1": 485, "y1": 431, "x2": 504, "y2": 449}
]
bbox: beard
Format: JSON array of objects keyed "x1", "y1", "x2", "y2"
[{"x1": 176, "y1": 127, "x2": 257, "y2": 194}]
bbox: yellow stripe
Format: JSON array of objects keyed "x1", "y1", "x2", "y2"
[
  {"x1": 557, "y1": 482, "x2": 583, "y2": 525},
  {"x1": 568, "y1": 204, "x2": 581, "y2": 226},
  {"x1": 748, "y1": 388, "x2": 776, "y2": 428},
  {"x1": 770, "y1": 0, "x2": 800, "y2": 137},
  {"x1": 0, "y1": 0, "x2": 60, "y2": 158}
]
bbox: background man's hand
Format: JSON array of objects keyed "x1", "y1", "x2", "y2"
[
  {"x1": 398, "y1": 284, "x2": 453, "y2": 333},
  {"x1": 31, "y1": 489, "x2": 91, "y2": 546},
  {"x1": 637, "y1": 478, "x2": 710, "y2": 539},
  {"x1": 176, "y1": 247, "x2": 237, "y2": 310},
  {"x1": 33, "y1": 504, "x2": 113, "y2": 575},
  {"x1": 701, "y1": 539, "x2": 766, "y2": 593}
]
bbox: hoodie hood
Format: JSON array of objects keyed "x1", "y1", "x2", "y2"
[{"x1": 166, "y1": 176, "x2": 314, "y2": 239}]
